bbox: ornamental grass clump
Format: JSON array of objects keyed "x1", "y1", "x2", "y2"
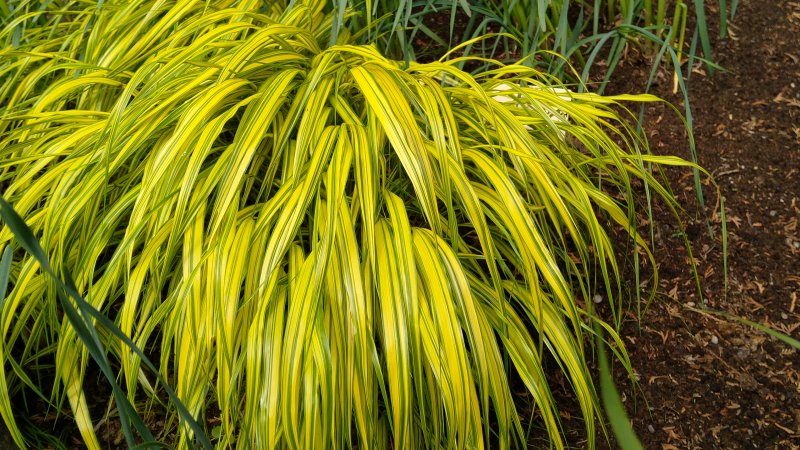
[{"x1": 0, "y1": 0, "x2": 693, "y2": 448}]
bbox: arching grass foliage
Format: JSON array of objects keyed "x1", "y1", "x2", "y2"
[{"x1": 0, "y1": 0, "x2": 695, "y2": 448}]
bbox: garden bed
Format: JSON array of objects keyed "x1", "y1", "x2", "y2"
[
  {"x1": 3, "y1": 1, "x2": 799, "y2": 448},
  {"x1": 576, "y1": 0, "x2": 800, "y2": 447}
]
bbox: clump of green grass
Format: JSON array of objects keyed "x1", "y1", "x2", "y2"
[
  {"x1": 0, "y1": 0, "x2": 697, "y2": 448},
  {"x1": 328, "y1": 0, "x2": 737, "y2": 80}
]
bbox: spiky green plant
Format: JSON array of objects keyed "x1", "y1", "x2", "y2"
[
  {"x1": 329, "y1": 0, "x2": 738, "y2": 79},
  {"x1": 0, "y1": 0, "x2": 696, "y2": 448}
]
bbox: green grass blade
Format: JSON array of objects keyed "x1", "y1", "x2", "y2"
[
  {"x1": 689, "y1": 307, "x2": 800, "y2": 350},
  {"x1": 693, "y1": 0, "x2": 714, "y2": 74},
  {"x1": 719, "y1": 0, "x2": 728, "y2": 38},
  {"x1": 720, "y1": 195, "x2": 728, "y2": 291},
  {"x1": 596, "y1": 330, "x2": 644, "y2": 450},
  {"x1": 0, "y1": 1, "x2": 10, "y2": 22},
  {"x1": 0, "y1": 246, "x2": 10, "y2": 305}
]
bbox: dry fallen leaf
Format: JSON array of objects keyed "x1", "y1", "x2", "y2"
[
  {"x1": 662, "y1": 426, "x2": 681, "y2": 441},
  {"x1": 669, "y1": 284, "x2": 679, "y2": 300}
]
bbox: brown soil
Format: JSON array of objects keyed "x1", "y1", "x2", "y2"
[{"x1": 585, "y1": 1, "x2": 800, "y2": 448}]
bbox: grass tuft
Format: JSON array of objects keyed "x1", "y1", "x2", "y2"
[{"x1": 0, "y1": 1, "x2": 699, "y2": 448}]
